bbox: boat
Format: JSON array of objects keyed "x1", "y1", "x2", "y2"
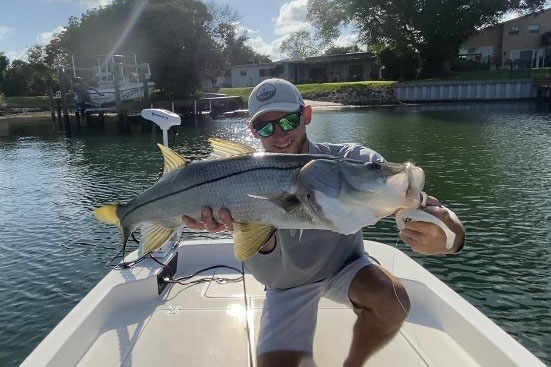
[
  {"x1": 74, "y1": 54, "x2": 155, "y2": 109},
  {"x1": 21, "y1": 110, "x2": 545, "y2": 366},
  {"x1": 21, "y1": 238, "x2": 545, "y2": 366}
]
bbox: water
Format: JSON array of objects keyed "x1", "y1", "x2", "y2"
[{"x1": 1, "y1": 102, "x2": 550, "y2": 365}]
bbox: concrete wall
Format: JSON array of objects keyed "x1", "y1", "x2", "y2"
[{"x1": 395, "y1": 79, "x2": 537, "y2": 102}]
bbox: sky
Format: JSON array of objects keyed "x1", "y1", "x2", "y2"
[
  {"x1": 0, "y1": 0, "x2": 536, "y2": 63},
  {"x1": 0, "y1": 0, "x2": 359, "y2": 63}
]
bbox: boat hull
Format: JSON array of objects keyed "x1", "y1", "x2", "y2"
[
  {"x1": 86, "y1": 82, "x2": 155, "y2": 107},
  {"x1": 21, "y1": 240, "x2": 546, "y2": 367}
]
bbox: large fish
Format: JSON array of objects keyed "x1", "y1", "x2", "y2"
[{"x1": 95, "y1": 139, "x2": 425, "y2": 260}]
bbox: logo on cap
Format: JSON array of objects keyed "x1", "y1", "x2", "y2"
[{"x1": 256, "y1": 83, "x2": 277, "y2": 102}]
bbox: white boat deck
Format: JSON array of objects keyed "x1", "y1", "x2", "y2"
[{"x1": 22, "y1": 240, "x2": 545, "y2": 367}]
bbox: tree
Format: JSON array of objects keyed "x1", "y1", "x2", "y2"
[
  {"x1": 280, "y1": 30, "x2": 319, "y2": 59},
  {"x1": 3, "y1": 60, "x2": 33, "y2": 96},
  {"x1": 207, "y1": 3, "x2": 271, "y2": 67},
  {"x1": 56, "y1": 0, "x2": 223, "y2": 98},
  {"x1": 54, "y1": 0, "x2": 268, "y2": 97},
  {"x1": 0, "y1": 52, "x2": 9, "y2": 86},
  {"x1": 378, "y1": 46, "x2": 418, "y2": 80},
  {"x1": 307, "y1": 0, "x2": 546, "y2": 77},
  {"x1": 324, "y1": 45, "x2": 360, "y2": 56}
]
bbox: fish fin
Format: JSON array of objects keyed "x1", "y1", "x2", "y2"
[
  {"x1": 233, "y1": 223, "x2": 275, "y2": 261},
  {"x1": 94, "y1": 204, "x2": 135, "y2": 244},
  {"x1": 141, "y1": 223, "x2": 177, "y2": 253},
  {"x1": 247, "y1": 193, "x2": 301, "y2": 213},
  {"x1": 209, "y1": 138, "x2": 256, "y2": 158},
  {"x1": 95, "y1": 204, "x2": 121, "y2": 227},
  {"x1": 158, "y1": 143, "x2": 189, "y2": 176}
]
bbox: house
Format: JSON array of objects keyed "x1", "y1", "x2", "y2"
[
  {"x1": 459, "y1": 8, "x2": 551, "y2": 69},
  {"x1": 230, "y1": 52, "x2": 378, "y2": 87}
]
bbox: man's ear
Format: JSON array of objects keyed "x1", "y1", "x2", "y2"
[{"x1": 303, "y1": 105, "x2": 312, "y2": 126}]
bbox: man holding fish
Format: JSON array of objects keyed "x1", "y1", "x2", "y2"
[{"x1": 184, "y1": 79, "x2": 465, "y2": 367}]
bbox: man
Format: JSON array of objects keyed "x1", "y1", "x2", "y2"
[{"x1": 184, "y1": 78, "x2": 465, "y2": 367}]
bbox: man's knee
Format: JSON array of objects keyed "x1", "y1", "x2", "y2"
[
  {"x1": 257, "y1": 350, "x2": 305, "y2": 367},
  {"x1": 349, "y1": 265, "x2": 410, "y2": 328}
]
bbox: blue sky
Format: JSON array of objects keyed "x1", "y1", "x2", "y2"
[
  {"x1": 0, "y1": 0, "x2": 341, "y2": 62},
  {"x1": 0, "y1": 0, "x2": 530, "y2": 63}
]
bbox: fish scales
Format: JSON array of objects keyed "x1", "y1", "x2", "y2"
[{"x1": 117, "y1": 153, "x2": 333, "y2": 231}]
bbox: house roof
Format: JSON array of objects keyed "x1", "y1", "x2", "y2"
[
  {"x1": 232, "y1": 52, "x2": 374, "y2": 69},
  {"x1": 501, "y1": 7, "x2": 551, "y2": 24}
]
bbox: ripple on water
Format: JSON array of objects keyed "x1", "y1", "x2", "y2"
[{"x1": 1, "y1": 106, "x2": 550, "y2": 365}]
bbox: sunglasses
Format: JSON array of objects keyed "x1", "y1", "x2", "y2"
[{"x1": 253, "y1": 110, "x2": 302, "y2": 138}]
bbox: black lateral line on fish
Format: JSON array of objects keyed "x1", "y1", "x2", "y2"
[{"x1": 120, "y1": 164, "x2": 306, "y2": 223}]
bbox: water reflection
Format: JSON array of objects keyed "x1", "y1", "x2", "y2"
[{"x1": 0, "y1": 102, "x2": 549, "y2": 365}]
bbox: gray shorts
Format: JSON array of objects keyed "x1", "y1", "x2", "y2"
[{"x1": 256, "y1": 255, "x2": 374, "y2": 355}]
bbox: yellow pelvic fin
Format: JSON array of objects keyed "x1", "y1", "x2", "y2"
[
  {"x1": 94, "y1": 205, "x2": 120, "y2": 227},
  {"x1": 157, "y1": 143, "x2": 189, "y2": 176},
  {"x1": 140, "y1": 223, "x2": 178, "y2": 253},
  {"x1": 232, "y1": 222, "x2": 275, "y2": 261},
  {"x1": 209, "y1": 138, "x2": 256, "y2": 159}
]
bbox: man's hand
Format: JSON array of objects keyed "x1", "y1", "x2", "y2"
[
  {"x1": 399, "y1": 196, "x2": 465, "y2": 255},
  {"x1": 182, "y1": 207, "x2": 234, "y2": 233}
]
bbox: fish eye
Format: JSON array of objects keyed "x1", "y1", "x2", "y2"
[{"x1": 370, "y1": 162, "x2": 382, "y2": 171}]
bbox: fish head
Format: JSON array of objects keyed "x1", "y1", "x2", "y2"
[{"x1": 296, "y1": 158, "x2": 424, "y2": 234}]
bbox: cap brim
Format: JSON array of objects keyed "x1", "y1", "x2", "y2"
[{"x1": 249, "y1": 102, "x2": 302, "y2": 124}]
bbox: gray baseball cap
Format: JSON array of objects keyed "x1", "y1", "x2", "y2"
[{"x1": 248, "y1": 78, "x2": 305, "y2": 124}]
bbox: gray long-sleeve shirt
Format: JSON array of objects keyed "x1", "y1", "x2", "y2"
[{"x1": 244, "y1": 141, "x2": 384, "y2": 289}]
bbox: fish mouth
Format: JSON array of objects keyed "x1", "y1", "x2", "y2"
[{"x1": 403, "y1": 163, "x2": 425, "y2": 206}]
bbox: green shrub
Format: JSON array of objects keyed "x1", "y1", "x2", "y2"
[{"x1": 378, "y1": 47, "x2": 419, "y2": 80}]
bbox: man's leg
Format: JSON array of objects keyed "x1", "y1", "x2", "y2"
[
  {"x1": 257, "y1": 351, "x2": 304, "y2": 367},
  {"x1": 344, "y1": 264, "x2": 410, "y2": 367},
  {"x1": 256, "y1": 284, "x2": 322, "y2": 367}
]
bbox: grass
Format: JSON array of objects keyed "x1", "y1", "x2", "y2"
[
  {"x1": 220, "y1": 80, "x2": 395, "y2": 101},
  {"x1": 4, "y1": 95, "x2": 51, "y2": 109}
]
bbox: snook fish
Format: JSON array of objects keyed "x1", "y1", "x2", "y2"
[{"x1": 95, "y1": 139, "x2": 425, "y2": 260}]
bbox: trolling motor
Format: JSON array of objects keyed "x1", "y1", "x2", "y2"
[
  {"x1": 139, "y1": 108, "x2": 183, "y2": 258},
  {"x1": 141, "y1": 108, "x2": 181, "y2": 147}
]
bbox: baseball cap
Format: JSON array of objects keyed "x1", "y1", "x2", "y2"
[{"x1": 248, "y1": 78, "x2": 305, "y2": 124}]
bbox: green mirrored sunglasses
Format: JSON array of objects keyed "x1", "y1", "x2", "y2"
[{"x1": 253, "y1": 111, "x2": 302, "y2": 138}]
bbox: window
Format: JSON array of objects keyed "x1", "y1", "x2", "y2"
[
  {"x1": 528, "y1": 24, "x2": 540, "y2": 34},
  {"x1": 240, "y1": 70, "x2": 247, "y2": 76},
  {"x1": 509, "y1": 26, "x2": 519, "y2": 35},
  {"x1": 259, "y1": 69, "x2": 271, "y2": 77}
]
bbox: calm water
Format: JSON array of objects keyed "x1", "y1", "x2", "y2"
[{"x1": 1, "y1": 102, "x2": 550, "y2": 365}]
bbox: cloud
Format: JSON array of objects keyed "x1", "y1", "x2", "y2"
[
  {"x1": 79, "y1": 0, "x2": 112, "y2": 7},
  {"x1": 238, "y1": 25, "x2": 285, "y2": 61},
  {"x1": 274, "y1": 0, "x2": 313, "y2": 36},
  {"x1": 49, "y1": 0, "x2": 112, "y2": 7},
  {"x1": 0, "y1": 26, "x2": 15, "y2": 40},
  {"x1": 333, "y1": 33, "x2": 359, "y2": 48},
  {"x1": 36, "y1": 26, "x2": 65, "y2": 45},
  {"x1": 5, "y1": 49, "x2": 27, "y2": 61}
]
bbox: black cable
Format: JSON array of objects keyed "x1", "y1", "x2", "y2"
[
  {"x1": 105, "y1": 246, "x2": 125, "y2": 267},
  {"x1": 171, "y1": 264, "x2": 243, "y2": 282}
]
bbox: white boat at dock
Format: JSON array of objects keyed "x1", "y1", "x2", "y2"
[
  {"x1": 75, "y1": 55, "x2": 155, "y2": 108},
  {"x1": 22, "y1": 238, "x2": 545, "y2": 367}
]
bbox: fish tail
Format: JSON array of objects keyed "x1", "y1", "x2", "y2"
[{"x1": 94, "y1": 204, "x2": 121, "y2": 227}]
